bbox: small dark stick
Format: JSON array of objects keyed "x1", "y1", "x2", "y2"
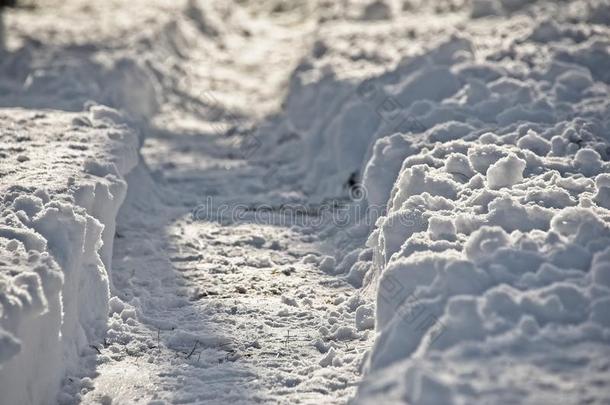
[
  {"x1": 89, "y1": 345, "x2": 102, "y2": 354},
  {"x1": 186, "y1": 340, "x2": 199, "y2": 359}
]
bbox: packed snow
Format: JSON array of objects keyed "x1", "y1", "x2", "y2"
[
  {"x1": 0, "y1": 108, "x2": 139, "y2": 404},
  {"x1": 1, "y1": 0, "x2": 610, "y2": 404}
]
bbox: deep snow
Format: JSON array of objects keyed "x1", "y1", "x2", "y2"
[
  {"x1": 291, "y1": 1, "x2": 610, "y2": 403},
  {"x1": 0, "y1": 108, "x2": 139, "y2": 404},
  {"x1": 1, "y1": 0, "x2": 610, "y2": 404}
]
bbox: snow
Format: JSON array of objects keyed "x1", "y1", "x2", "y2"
[
  {"x1": 0, "y1": 109, "x2": 139, "y2": 404},
  {"x1": 355, "y1": 305, "x2": 375, "y2": 331},
  {"x1": 1, "y1": 0, "x2": 610, "y2": 404},
  {"x1": 486, "y1": 153, "x2": 527, "y2": 189},
  {"x1": 323, "y1": 1, "x2": 610, "y2": 403}
]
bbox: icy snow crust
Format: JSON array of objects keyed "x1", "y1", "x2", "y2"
[{"x1": 0, "y1": 108, "x2": 139, "y2": 404}]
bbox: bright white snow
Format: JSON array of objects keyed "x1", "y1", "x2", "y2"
[
  {"x1": 0, "y1": 108, "x2": 139, "y2": 404},
  {"x1": 1, "y1": 0, "x2": 610, "y2": 404}
]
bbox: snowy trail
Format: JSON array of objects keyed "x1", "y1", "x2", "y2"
[
  {"x1": 84, "y1": 161, "x2": 369, "y2": 404},
  {"x1": 5, "y1": 0, "x2": 610, "y2": 404},
  {"x1": 51, "y1": 3, "x2": 372, "y2": 403}
]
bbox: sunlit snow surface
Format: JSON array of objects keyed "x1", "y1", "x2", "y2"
[{"x1": 1, "y1": 0, "x2": 610, "y2": 404}]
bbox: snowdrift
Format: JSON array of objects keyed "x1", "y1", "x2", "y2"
[
  {"x1": 1, "y1": 0, "x2": 609, "y2": 403},
  {"x1": 350, "y1": 9, "x2": 609, "y2": 405},
  {"x1": 267, "y1": 1, "x2": 610, "y2": 402},
  {"x1": 0, "y1": 107, "x2": 139, "y2": 405}
]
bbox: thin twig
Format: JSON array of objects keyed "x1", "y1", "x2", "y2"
[
  {"x1": 89, "y1": 345, "x2": 102, "y2": 354},
  {"x1": 186, "y1": 340, "x2": 199, "y2": 359}
]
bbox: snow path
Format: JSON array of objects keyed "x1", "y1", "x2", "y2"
[
  {"x1": 4, "y1": 0, "x2": 610, "y2": 403},
  {"x1": 84, "y1": 165, "x2": 369, "y2": 404},
  {"x1": 49, "y1": 3, "x2": 373, "y2": 404}
]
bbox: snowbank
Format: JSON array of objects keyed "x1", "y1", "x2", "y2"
[
  {"x1": 1, "y1": 0, "x2": 608, "y2": 403},
  {"x1": 257, "y1": 0, "x2": 610, "y2": 402},
  {"x1": 358, "y1": 126, "x2": 610, "y2": 402},
  {"x1": 347, "y1": 4, "x2": 610, "y2": 404},
  {"x1": 0, "y1": 107, "x2": 139, "y2": 405}
]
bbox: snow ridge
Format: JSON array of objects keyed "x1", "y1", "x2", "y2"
[
  {"x1": 259, "y1": 1, "x2": 610, "y2": 402},
  {"x1": 0, "y1": 107, "x2": 139, "y2": 405}
]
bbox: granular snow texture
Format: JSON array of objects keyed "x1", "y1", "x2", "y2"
[
  {"x1": 0, "y1": 108, "x2": 139, "y2": 404},
  {"x1": 294, "y1": 1, "x2": 610, "y2": 404},
  {"x1": 1, "y1": 0, "x2": 610, "y2": 404}
]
